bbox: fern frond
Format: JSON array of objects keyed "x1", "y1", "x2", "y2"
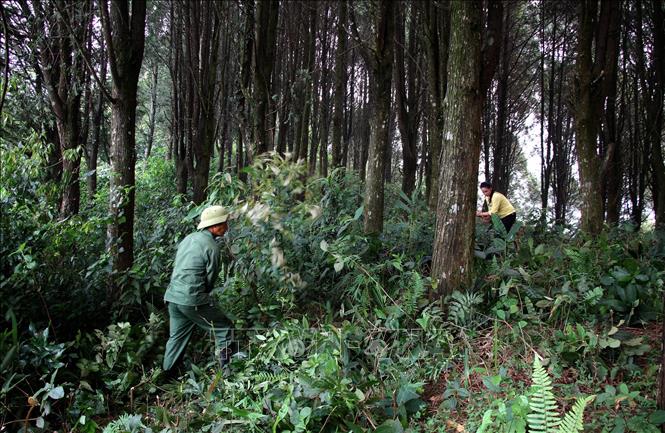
[
  {"x1": 401, "y1": 272, "x2": 425, "y2": 316},
  {"x1": 102, "y1": 414, "x2": 144, "y2": 433},
  {"x1": 254, "y1": 371, "x2": 290, "y2": 383},
  {"x1": 558, "y1": 395, "x2": 594, "y2": 433},
  {"x1": 448, "y1": 291, "x2": 483, "y2": 327},
  {"x1": 582, "y1": 287, "x2": 603, "y2": 306},
  {"x1": 527, "y1": 358, "x2": 560, "y2": 433}
]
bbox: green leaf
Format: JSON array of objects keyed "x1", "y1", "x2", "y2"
[
  {"x1": 353, "y1": 206, "x2": 364, "y2": 220},
  {"x1": 600, "y1": 337, "x2": 621, "y2": 349},
  {"x1": 600, "y1": 275, "x2": 615, "y2": 286},
  {"x1": 396, "y1": 385, "x2": 419, "y2": 406},
  {"x1": 482, "y1": 375, "x2": 502, "y2": 393},
  {"x1": 648, "y1": 410, "x2": 665, "y2": 425},
  {"x1": 48, "y1": 386, "x2": 64, "y2": 400},
  {"x1": 375, "y1": 419, "x2": 404, "y2": 433},
  {"x1": 476, "y1": 409, "x2": 494, "y2": 433},
  {"x1": 634, "y1": 273, "x2": 650, "y2": 282},
  {"x1": 534, "y1": 244, "x2": 545, "y2": 255},
  {"x1": 611, "y1": 417, "x2": 626, "y2": 433},
  {"x1": 611, "y1": 268, "x2": 632, "y2": 284},
  {"x1": 186, "y1": 206, "x2": 202, "y2": 220}
]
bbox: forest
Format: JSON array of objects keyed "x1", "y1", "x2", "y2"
[{"x1": 0, "y1": 0, "x2": 664, "y2": 432}]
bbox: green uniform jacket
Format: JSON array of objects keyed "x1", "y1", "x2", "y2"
[{"x1": 164, "y1": 230, "x2": 221, "y2": 306}]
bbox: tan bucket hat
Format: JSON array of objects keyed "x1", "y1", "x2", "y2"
[{"x1": 197, "y1": 205, "x2": 231, "y2": 230}]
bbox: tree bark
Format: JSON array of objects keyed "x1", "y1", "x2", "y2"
[
  {"x1": 331, "y1": 0, "x2": 347, "y2": 169},
  {"x1": 33, "y1": 0, "x2": 91, "y2": 218},
  {"x1": 573, "y1": 0, "x2": 620, "y2": 235},
  {"x1": 144, "y1": 61, "x2": 159, "y2": 159},
  {"x1": 342, "y1": 53, "x2": 356, "y2": 168},
  {"x1": 602, "y1": 1, "x2": 622, "y2": 225},
  {"x1": 353, "y1": 0, "x2": 396, "y2": 236},
  {"x1": 87, "y1": 40, "x2": 107, "y2": 198},
  {"x1": 181, "y1": 0, "x2": 222, "y2": 204},
  {"x1": 253, "y1": 0, "x2": 279, "y2": 157},
  {"x1": 651, "y1": 0, "x2": 665, "y2": 417},
  {"x1": 491, "y1": 3, "x2": 512, "y2": 195},
  {"x1": 298, "y1": 3, "x2": 317, "y2": 166},
  {"x1": 423, "y1": 0, "x2": 450, "y2": 209},
  {"x1": 395, "y1": 3, "x2": 420, "y2": 198},
  {"x1": 169, "y1": 1, "x2": 187, "y2": 194},
  {"x1": 311, "y1": 7, "x2": 332, "y2": 177},
  {"x1": 430, "y1": 0, "x2": 483, "y2": 295},
  {"x1": 237, "y1": 0, "x2": 254, "y2": 178},
  {"x1": 648, "y1": 0, "x2": 665, "y2": 230},
  {"x1": 100, "y1": 0, "x2": 147, "y2": 289}
]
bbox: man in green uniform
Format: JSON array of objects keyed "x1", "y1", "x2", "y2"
[
  {"x1": 163, "y1": 205, "x2": 234, "y2": 377},
  {"x1": 476, "y1": 181, "x2": 517, "y2": 232}
]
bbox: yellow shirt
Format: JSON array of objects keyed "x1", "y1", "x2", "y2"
[{"x1": 485, "y1": 192, "x2": 516, "y2": 218}]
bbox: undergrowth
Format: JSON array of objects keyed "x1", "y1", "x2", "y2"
[{"x1": 1, "y1": 150, "x2": 663, "y2": 432}]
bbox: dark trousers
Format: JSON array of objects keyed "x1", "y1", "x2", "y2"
[
  {"x1": 501, "y1": 212, "x2": 517, "y2": 233},
  {"x1": 163, "y1": 302, "x2": 232, "y2": 371}
]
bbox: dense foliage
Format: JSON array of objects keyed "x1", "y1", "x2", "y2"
[{"x1": 1, "y1": 150, "x2": 663, "y2": 432}]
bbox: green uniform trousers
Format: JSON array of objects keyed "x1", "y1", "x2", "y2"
[{"x1": 163, "y1": 302, "x2": 232, "y2": 371}]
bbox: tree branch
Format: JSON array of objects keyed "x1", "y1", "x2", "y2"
[
  {"x1": 52, "y1": 0, "x2": 116, "y2": 104},
  {"x1": 0, "y1": 3, "x2": 10, "y2": 119},
  {"x1": 480, "y1": 0, "x2": 503, "y2": 94},
  {"x1": 29, "y1": 0, "x2": 65, "y2": 118},
  {"x1": 348, "y1": 3, "x2": 374, "y2": 69},
  {"x1": 99, "y1": 0, "x2": 120, "y2": 86}
]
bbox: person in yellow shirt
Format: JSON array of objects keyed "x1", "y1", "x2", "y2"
[{"x1": 476, "y1": 181, "x2": 517, "y2": 232}]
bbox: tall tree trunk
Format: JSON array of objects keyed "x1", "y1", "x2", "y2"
[
  {"x1": 57, "y1": 99, "x2": 82, "y2": 217},
  {"x1": 145, "y1": 61, "x2": 159, "y2": 159},
  {"x1": 342, "y1": 54, "x2": 355, "y2": 168},
  {"x1": 253, "y1": 0, "x2": 279, "y2": 157},
  {"x1": 650, "y1": 0, "x2": 665, "y2": 418},
  {"x1": 309, "y1": 5, "x2": 331, "y2": 177},
  {"x1": 552, "y1": 14, "x2": 574, "y2": 227},
  {"x1": 430, "y1": 0, "x2": 483, "y2": 295},
  {"x1": 237, "y1": 0, "x2": 254, "y2": 177},
  {"x1": 331, "y1": 0, "x2": 347, "y2": 169},
  {"x1": 395, "y1": 3, "x2": 419, "y2": 198},
  {"x1": 602, "y1": 15, "x2": 622, "y2": 226},
  {"x1": 169, "y1": 0, "x2": 187, "y2": 194},
  {"x1": 357, "y1": 73, "x2": 370, "y2": 180},
  {"x1": 574, "y1": 0, "x2": 603, "y2": 235},
  {"x1": 540, "y1": 2, "x2": 557, "y2": 225},
  {"x1": 423, "y1": 0, "x2": 450, "y2": 209},
  {"x1": 384, "y1": 120, "x2": 393, "y2": 183},
  {"x1": 573, "y1": 0, "x2": 620, "y2": 235},
  {"x1": 45, "y1": 126, "x2": 63, "y2": 184},
  {"x1": 353, "y1": 0, "x2": 396, "y2": 236},
  {"x1": 491, "y1": 3, "x2": 511, "y2": 195},
  {"x1": 88, "y1": 42, "x2": 106, "y2": 197},
  {"x1": 34, "y1": 0, "x2": 91, "y2": 218},
  {"x1": 101, "y1": 0, "x2": 147, "y2": 290},
  {"x1": 182, "y1": 0, "x2": 222, "y2": 204},
  {"x1": 648, "y1": 0, "x2": 665, "y2": 229},
  {"x1": 298, "y1": 3, "x2": 317, "y2": 166}
]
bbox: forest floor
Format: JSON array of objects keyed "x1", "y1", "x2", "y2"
[{"x1": 421, "y1": 322, "x2": 663, "y2": 432}]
